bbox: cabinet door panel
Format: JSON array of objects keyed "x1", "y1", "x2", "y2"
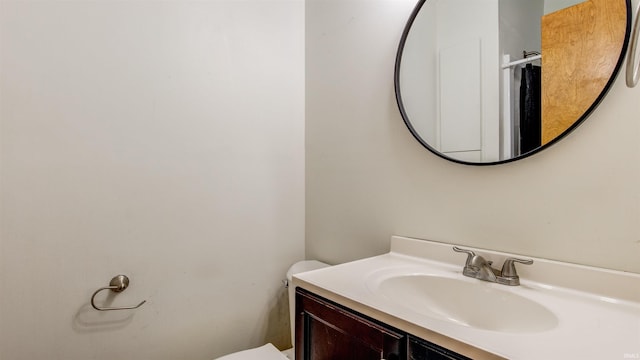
[
  {"x1": 409, "y1": 336, "x2": 471, "y2": 360},
  {"x1": 307, "y1": 318, "x2": 381, "y2": 359},
  {"x1": 295, "y1": 288, "x2": 403, "y2": 360}
]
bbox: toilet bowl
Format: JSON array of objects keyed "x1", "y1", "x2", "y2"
[
  {"x1": 214, "y1": 260, "x2": 330, "y2": 360},
  {"x1": 214, "y1": 344, "x2": 287, "y2": 360}
]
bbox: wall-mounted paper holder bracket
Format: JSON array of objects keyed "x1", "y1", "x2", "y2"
[{"x1": 90, "y1": 275, "x2": 146, "y2": 311}]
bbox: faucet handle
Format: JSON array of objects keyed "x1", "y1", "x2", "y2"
[
  {"x1": 501, "y1": 257, "x2": 533, "y2": 278},
  {"x1": 452, "y1": 246, "x2": 475, "y2": 267}
]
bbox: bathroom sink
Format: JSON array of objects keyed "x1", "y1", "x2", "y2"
[
  {"x1": 295, "y1": 237, "x2": 640, "y2": 359},
  {"x1": 370, "y1": 273, "x2": 558, "y2": 333}
]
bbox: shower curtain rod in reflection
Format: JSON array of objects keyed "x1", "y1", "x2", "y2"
[{"x1": 502, "y1": 55, "x2": 542, "y2": 69}]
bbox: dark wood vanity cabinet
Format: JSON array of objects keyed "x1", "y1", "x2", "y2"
[
  {"x1": 295, "y1": 288, "x2": 404, "y2": 360},
  {"x1": 295, "y1": 288, "x2": 471, "y2": 360}
]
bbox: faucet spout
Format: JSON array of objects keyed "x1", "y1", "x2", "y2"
[
  {"x1": 462, "y1": 255, "x2": 497, "y2": 282},
  {"x1": 477, "y1": 263, "x2": 498, "y2": 282}
]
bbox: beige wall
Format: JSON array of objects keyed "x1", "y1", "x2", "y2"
[
  {"x1": 0, "y1": 1, "x2": 304, "y2": 359},
  {"x1": 1, "y1": 1, "x2": 638, "y2": 359},
  {"x1": 306, "y1": 0, "x2": 640, "y2": 273}
]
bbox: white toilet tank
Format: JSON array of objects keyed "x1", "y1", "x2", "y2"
[{"x1": 285, "y1": 260, "x2": 330, "y2": 348}]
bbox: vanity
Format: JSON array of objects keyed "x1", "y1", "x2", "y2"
[
  {"x1": 295, "y1": 288, "x2": 473, "y2": 360},
  {"x1": 293, "y1": 236, "x2": 640, "y2": 359}
]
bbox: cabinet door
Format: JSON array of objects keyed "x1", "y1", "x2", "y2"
[
  {"x1": 408, "y1": 336, "x2": 471, "y2": 360},
  {"x1": 295, "y1": 288, "x2": 404, "y2": 360}
]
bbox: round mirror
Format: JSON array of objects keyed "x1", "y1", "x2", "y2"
[{"x1": 395, "y1": 0, "x2": 631, "y2": 165}]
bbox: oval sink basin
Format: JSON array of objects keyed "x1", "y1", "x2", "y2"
[{"x1": 373, "y1": 274, "x2": 558, "y2": 333}]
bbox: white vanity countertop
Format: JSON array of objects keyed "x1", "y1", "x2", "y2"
[{"x1": 292, "y1": 236, "x2": 640, "y2": 360}]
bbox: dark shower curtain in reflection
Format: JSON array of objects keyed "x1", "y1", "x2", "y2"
[{"x1": 520, "y1": 63, "x2": 541, "y2": 154}]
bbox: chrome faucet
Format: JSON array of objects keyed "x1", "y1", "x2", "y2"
[{"x1": 453, "y1": 246, "x2": 533, "y2": 286}]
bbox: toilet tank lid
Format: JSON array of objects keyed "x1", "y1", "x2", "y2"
[{"x1": 286, "y1": 260, "x2": 330, "y2": 281}]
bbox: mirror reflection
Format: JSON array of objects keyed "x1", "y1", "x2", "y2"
[{"x1": 396, "y1": 0, "x2": 630, "y2": 164}]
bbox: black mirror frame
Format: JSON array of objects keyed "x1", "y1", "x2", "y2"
[{"x1": 394, "y1": 0, "x2": 632, "y2": 166}]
